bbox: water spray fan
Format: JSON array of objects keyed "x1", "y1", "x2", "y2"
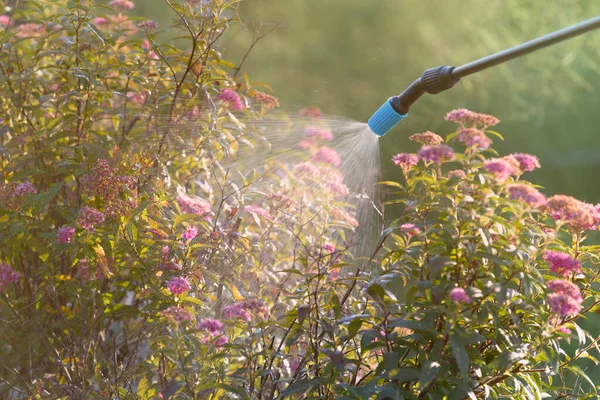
[{"x1": 368, "y1": 15, "x2": 600, "y2": 136}]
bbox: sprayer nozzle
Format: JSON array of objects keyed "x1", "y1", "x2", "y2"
[{"x1": 367, "y1": 98, "x2": 407, "y2": 136}]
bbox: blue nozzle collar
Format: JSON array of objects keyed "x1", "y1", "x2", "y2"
[{"x1": 367, "y1": 98, "x2": 408, "y2": 136}]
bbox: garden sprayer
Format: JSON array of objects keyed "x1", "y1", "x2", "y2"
[{"x1": 368, "y1": 15, "x2": 600, "y2": 136}]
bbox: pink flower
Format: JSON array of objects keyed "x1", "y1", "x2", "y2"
[
  {"x1": 246, "y1": 204, "x2": 271, "y2": 219},
  {"x1": 213, "y1": 335, "x2": 229, "y2": 347},
  {"x1": 418, "y1": 145, "x2": 455, "y2": 164},
  {"x1": 13, "y1": 181, "x2": 37, "y2": 197},
  {"x1": 161, "y1": 245, "x2": 169, "y2": 262},
  {"x1": 0, "y1": 15, "x2": 13, "y2": 27},
  {"x1": 141, "y1": 39, "x2": 158, "y2": 60},
  {"x1": 76, "y1": 259, "x2": 91, "y2": 281},
  {"x1": 197, "y1": 318, "x2": 224, "y2": 334},
  {"x1": 109, "y1": 0, "x2": 135, "y2": 10},
  {"x1": 322, "y1": 242, "x2": 335, "y2": 253},
  {"x1": 313, "y1": 146, "x2": 341, "y2": 167},
  {"x1": 294, "y1": 162, "x2": 319, "y2": 176},
  {"x1": 445, "y1": 109, "x2": 499, "y2": 128},
  {"x1": 176, "y1": 194, "x2": 212, "y2": 219},
  {"x1": 544, "y1": 251, "x2": 581, "y2": 277},
  {"x1": 298, "y1": 140, "x2": 312, "y2": 149},
  {"x1": 484, "y1": 158, "x2": 517, "y2": 182},
  {"x1": 219, "y1": 88, "x2": 245, "y2": 111},
  {"x1": 556, "y1": 326, "x2": 572, "y2": 335},
  {"x1": 304, "y1": 126, "x2": 333, "y2": 141},
  {"x1": 510, "y1": 153, "x2": 541, "y2": 173},
  {"x1": 167, "y1": 276, "x2": 191, "y2": 295},
  {"x1": 330, "y1": 208, "x2": 359, "y2": 227},
  {"x1": 447, "y1": 170, "x2": 466, "y2": 180},
  {"x1": 15, "y1": 23, "x2": 45, "y2": 38},
  {"x1": 455, "y1": 127, "x2": 493, "y2": 149},
  {"x1": 161, "y1": 306, "x2": 194, "y2": 323},
  {"x1": 507, "y1": 184, "x2": 546, "y2": 207},
  {"x1": 0, "y1": 264, "x2": 20, "y2": 292},
  {"x1": 392, "y1": 153, "x2": 418, "y2": 173},
  {"x1": 547, "y1": 279, "x2": 583, "y2": 317},
  {"x1": 545, "y1": 195, "x2": 598, "y2": 230},
  {"x1": 449, "y1": 287, "x2": 472, "y2": 304},
  {"x1": 325, "y1": 181, "x2": 349, "y2": 196},
  {"x1": 400, "y1": 223, "x2": 420, "y2": 237},
  {"x1": 182, "y1": 225, "x2": 199, "y2": 240},
  {"x1": 409, "y1": 131, "x2": 443, "y2": 145},
  {"x1": 57, "y1": 226, "x2": 75, "y2": 244},
  {"x1": 299, "y1": 107, "x2": 323, "y2": 119},
  {"x1": 77, "y1": 207, "x2": 105, "y2": 231},
  {"x1": 222, "y1": 304, "x2": 251, "y2": 321},
  {"x1": 93, "y1": 17, "x2": 110, "y2": 27},
  {"x1": 138, "y1": 20, "x2": 157, "y2": 31}
]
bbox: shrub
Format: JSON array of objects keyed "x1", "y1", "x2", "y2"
[{"x1": 1, "y1": 1, "x2": 599, "y2": 399}]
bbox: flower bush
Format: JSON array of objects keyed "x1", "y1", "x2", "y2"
[{"x1": 1, "y1": 1, "x2": 600, "y2": 399}]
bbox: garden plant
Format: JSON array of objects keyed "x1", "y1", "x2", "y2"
[{"x1": 1, "y1": 0, "x2": 600, "y2": 399}]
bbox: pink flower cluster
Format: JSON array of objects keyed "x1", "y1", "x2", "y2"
[
  {"x1": 138, "y1": 20, "x2": 157, "y2": 31},
  {"x1": 330, "y1": 208, "x2": 359, "y2": 227},
  {"x1": 313, "y1": 146, "x2": 341, "y2": 167},
  {"x1": 77, "y1": 207, "x2": 105, "y2": 231},
  {"x1": 299, "y1": 107, "x2": 323, "y2": 119},
  {"x1": 449, "y1": 287, "x2": 472, "y2": 304},
  {"x1": 543, "y1": 251, "x2": 581, "y2": 277},
  {"x1": 13, "y1": 182, "x2": 37, "y2": 197},
  {"x1": 455, "y1": 127, "x2": 492, "y2": 149},
  {"x1": 510, "y1": 153, "x2": 541, "y2": 172},
  {"x1": 167, "y1": 276, "x2": 191, "y2": 295},
  {"x1": 0, "y1": 264, "x2": 20, "y2": 292},
  {"x1": 547, "y1": 280, "x2": 583, "y2": 317},
  {"x1": 81, "y1": 159, "x2": 137, "y2": 218},
  {"x1": 198, "y1": 318, "x2": 224, "y2": 334},
  {"x1": 418, "y1": 145, "x2": 455, "y2": 164},
  {"x1": 445, "y1": 109, "x2": 500, "y2": 128},
  {"x1": 484, "y1": 157, "x2": 519, "y2": 182},
  {"x1": 246, "y1": 204, "x2": 271, "y2": 220},
  {"x1": 219, "y1": 88, "x2": 245, "y2": 111},
  {"x1": 304, "y1": 126, "x2": 333, "y2": 141},
  {"x1": 322, "y1": 242, "x2": 335, "y2": 253},
  {"x1": 294, "y1": 162, "x2": 319, "y2": 177},
  {"x1": 409, "y1": 131, "x2": 443, "y2": 145},
  {"x1": 507, "y1": 184, "x2": 547, "y2": 207},
  {"x1": 400, "y1": 223, "x2": 420, "y2": 237},
  {"x1": 0, "y1": 15, "x2": 13, "y2": 27},
  {"x1": 182, "y1": 225, "x2": 199, "y2": 240},
  {"x1": 109, "y1": 0, "x2": 135, "y2": 11},
  {"x1": 57, "y1": 226, "x2": 75, "y2": 244},
  {"x1": 161, "y1": 306, "x2": 194, "y2": 323},
  {"x1": 392, "y1": 153, "x2": 418, "y2": 173},
  {"x1": 176, "y1": 193, "x2": 212, "y2": 219},
  {"x1": 545, "y1": 195, "x2": 600, "y2": 230},
  {"x1": 223, "y1": 299, "x2": 269, "y2": 321},
  {"x1": 447, "y1": 170, "x2": 466, "y2": 180}
]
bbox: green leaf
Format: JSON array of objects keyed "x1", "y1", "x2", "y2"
[
  {"x1": 450, "y1": 335, "x2": 470, "y2": 381},
  {"x1": 377, "y1": 180, "x2": 404, "y2": 189},
  {"x1": 162, "y1": 380, "x2": 184, "y2": 399},
  {"x1": 280, "y1": 378, "x2": 326, "y2": 397},
  {"x1": 418, "y1": 360, "x2": 440, "y2": 393}
]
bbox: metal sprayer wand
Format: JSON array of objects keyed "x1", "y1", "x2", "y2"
[{"x1": 368, "y1": 15, "x2": 600, "y2": 136}]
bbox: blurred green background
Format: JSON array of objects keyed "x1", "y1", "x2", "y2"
[{"x1": 138, "y1": 0, "x2": 600, "y2": 202}]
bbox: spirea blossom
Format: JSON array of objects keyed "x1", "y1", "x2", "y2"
[
  {"x1": 507, "y1": 184, "x2": 546, "y2": 207},
  {"x1": 510, "y1": 153, "x2": 541, "y2": 173},
  {"x1": 223, "y1": 299, "x2": 269, "y2": 321},
  {"x1": 543, "y1": 251, "x2": 581, "y2": 277},
  {"x1": 0, "y1": 264, "x2": 20, "y2": 292},
  {"x1": 299, "y1": 106, "x2": 322, "y2": 119},
  {"x1": 305, "y1": 126, "x2": 333, "y2": 141},
  {"x1": 15, "y1": 23, "x2": 45, "y2": 38},
  {"x1": 545, "y1": 195, "x2": 598, "y2": 230},
  {"x1": 182, "y1": 225, "x2": 199, "y2": 240},
  {"x1": 400, "y1": 223, "x2": 421, "y2": 236},
  {"x1": 331, "y1": 208, "x2": 359, "y2": 227},
  {"x1": 455, "y1": 127, "x2": 493, "y2": 149},
  {"x1": 484, "y1": 158, "x2": 517, "y2": 182},
  {"x1": 81, "y1": 159, "x2": 137, "y2": 217},
  {"x1": 417, "y1": 145, "x2": 455, "y2": 164},
  {"x1": 325, "y1": 181, "x2": 350, "y2": 196},
  {"x1": 392, "y1": 153, "x2": 418, "y2": 173},
  {"x1": 313, "y1": 146, "x2": 341, "y2": 167},
  {"x1": 13, "y1": 181, "x2": 37, "y2": 197},
  {"x1": 167, "y1": 277, "x2": 191, "y2": 295},
  {"x1": 322, "y1": 242, "x2": 335, "y2": 253},
  {"x1": 77, "y1": 207, "x2": 105, "y2": 231},
  {"x1": 176, "y1": 193, "x2": 212, "y2": 219},
  {"x1": 449, "y1": 287, "x2": 472, "y2": 304},
  {"x1": 409, "y1": 131, "x2": 443, "y2": 145},
  {"x1": 445, "y1": 109, "x2": 500, "y2": 128},
  {"x1": 294, "y1": 162, "x2": 319, "y2": 176},
  {"x1": 219, "y1": 88, "x2": 245, "y2": 111},
  {"x1": 0, "y1": 15, "x2": 13, "y2": 27},
  {"x1": 161, "y1": 306, "x2": 194, "y2": 323},
  {"x1": 57, "y1": 226, "x2": 75, "y2": 244},
  {"x1": 447, "y1": 170, "x2": 466, "y2": 180},
  {"x1": 197, "y1": 318, "x2": 224, "y2": 334},
  {"x1": 109, "y1": 0, "x2": 135, "y2": 11},
  {"x1": 250, "y1": 90, "x2": 280, "y2": 110},
  {"x1": 246, "y1": 204, "x2": 271, "y2": 219},
  {"x1": 547, "y1": 279, "x2": 583, "y2": 317},
  {"x1": 138, "y1": 20, "x2": 157, "y2": 31},
  {"x1": 222, "y1": 304, "x2": 251, "y2": 321}
]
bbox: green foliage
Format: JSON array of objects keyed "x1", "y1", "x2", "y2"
[{"x1": 1, "y1": 1, "x2": 600, "y2": 399}]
